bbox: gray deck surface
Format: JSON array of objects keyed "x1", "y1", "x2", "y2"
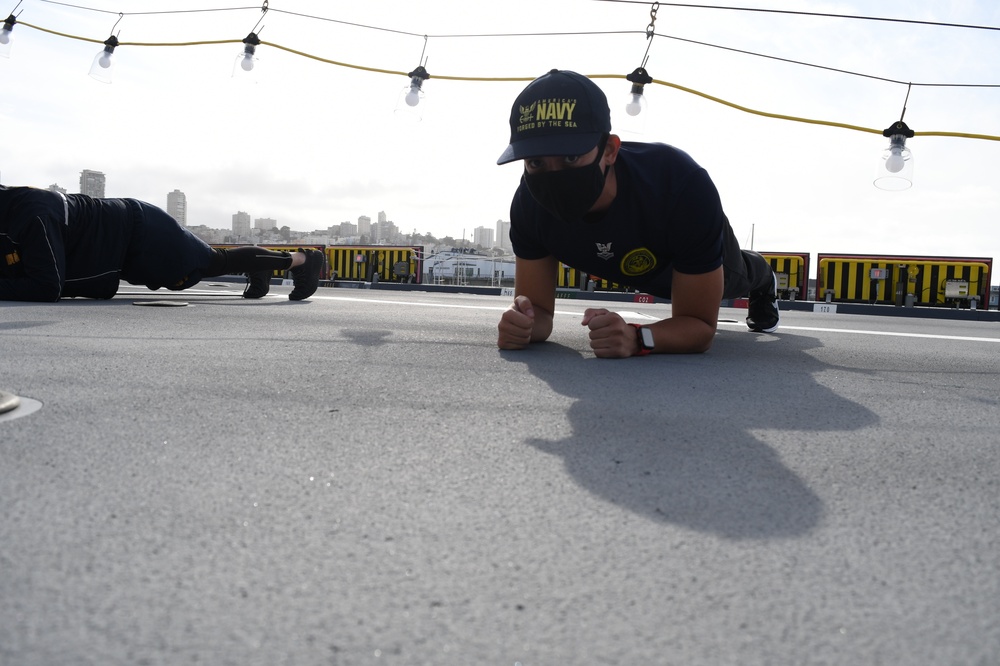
[{"x1": 2, "y1": 284, "x2": 999, "y2": 666}]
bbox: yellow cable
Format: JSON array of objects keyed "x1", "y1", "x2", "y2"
[
  {"x1": 18, "y1": 21, "x2": 1000, "y2": 143},
  {"x1": 262, "y1": 42, "x2": 407, "y2": 77},
  {"x1": 263, "y1": 42, "x2": 538, "y2": 81},
  {"x1": 20, "y1": 21, "x2": 236, "y2": 47},
  {"x1": 592, "y1": 73, "x2": 887, "y2": 135}
]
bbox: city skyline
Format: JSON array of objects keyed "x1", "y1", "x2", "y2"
[{"x1": 47, "y1": 173, "x2": 502, "y2": 244}]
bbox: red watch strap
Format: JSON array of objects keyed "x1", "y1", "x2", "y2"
[{"x1": 628, "y1": 323, "x2": 652, "y2": 356}]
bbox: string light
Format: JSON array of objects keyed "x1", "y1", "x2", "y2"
[
  {"x1": 625, "y1": 67, "x2": 652, "y2": 116},
  {"x1": 875, "y1": 85, "x2": 915, "y2": 190},
  {"x1": 87, "y1": 11, "x2": 122, "y2": 83},
  {"x1": 0, "y1": 1, "x2": 22, "y2": 58},
  {"x1": 395, "y1": 36, "x2": 430, "y2": 121},
  {"x1": 234, "y1": 32, "x2": 260, "y2": 76},
  {"x1": 234, "y1": 1, "x2": 267, "y2": 79},
  {"x1": 88, "y1": 34, "x2": 118, "y2": 82},
  {"x1": 875, "y1": 120, "x2": 915, "y2": 191},
  {"x1": 621, "y1": 2, "x2": 658, "y2": 134},
  {"x1": 0, "y1": 17, "x2": 14, "y2": 59}
]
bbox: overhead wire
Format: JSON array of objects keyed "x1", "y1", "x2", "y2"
[
  {"x1": 593, "y1": 0, "x2": 1000, "y2": 33},
  {"x1": 37, "y1": 0, "x2": 1000, "y2": 35},
  {"x1": 649, "y1": 31, "x2": 1000, "y2": 89},
  {"x1": 37, "y1": 1, "x2": 263, "y2": 17},
  {"x1": 16, "y1": 2, "x2": 1000, "y2": 143}
]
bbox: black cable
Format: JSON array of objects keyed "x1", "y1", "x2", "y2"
[
  {"x1": 267, "y1": 7, "x2": 646, "y2": 40},
  {"x1": 40, "y1": 0, "x2": 1000, "y2": 33},
  {"x1": 654, "y1": 31, "x2": 1000, "y2": 88},
  {"x1": 595, "y1": 0, "x2": 1000, "y2": 33},
  {"x1": 39, "y1": 0, "x2": 259, "y2": 14}
]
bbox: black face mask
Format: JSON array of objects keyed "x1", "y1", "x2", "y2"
[{"x1": 523, "y1": 138, "x2": 610, "y2": 223}]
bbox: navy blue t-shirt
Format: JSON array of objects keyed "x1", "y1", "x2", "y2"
[{"x1": 509, "y1": 142, "x2": 728, "y2": 298}]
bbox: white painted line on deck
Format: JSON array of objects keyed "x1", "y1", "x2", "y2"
[
  {"x1": 717, "y1": 321, "x2": 1000, "y2": 343},
  {"x1": 119, "y1": 291, "x2": 1000, "y2": 344},
  {"x1": 314, "y1": 294, "x2": 1000, "y2": 344}
]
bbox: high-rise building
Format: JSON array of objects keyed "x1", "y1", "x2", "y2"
[
  {"x1": 79, "y1": 170, "x2": 106, "y2": 197},
  {"x1": 255, "y1": 217, "x2": 276, "y2": 231},
  {"x1": 48, "y1": 184, "x2": 67, "y2": 195},
  {"x1": 473, "y1": 226, "x2": 495, "y2": 249},
  {"x1": 496, "y1": 219, "x2": 512, "y2": 252},
  {"x1": 166, "y1": 189, "x2": 187, "y2": 227},
  {"x1": 380, "y1": 219, "x2": 398, "y2": 243},
  {"x1": 232, "y1": 211, "x2": 252, "y2": 239},
  {"x1": 358, "y1": 215, "x2": 371, "y2": 235}
]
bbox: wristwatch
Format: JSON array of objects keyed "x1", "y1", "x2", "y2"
[{"x1": 629, "y1": 323, "x2": 655, "y2": 356}]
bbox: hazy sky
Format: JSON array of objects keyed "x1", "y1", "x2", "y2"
[{"x1": 2, "y1": 0, "x2": 998, "y2": 277}]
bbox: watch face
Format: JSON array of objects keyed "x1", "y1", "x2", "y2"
[{"x1": 640, "y1": 326, "x2": 655, "y2": 349}]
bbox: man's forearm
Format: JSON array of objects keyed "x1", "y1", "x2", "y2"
[
  {"x1": 646, "y1": 315, "x2": 717, "y2": 354},
  {"x1": 530, "y1": 309, "x2": 554, "y2": 342}
]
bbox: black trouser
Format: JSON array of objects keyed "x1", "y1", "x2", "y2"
[
  {"x1": 205, "y1": 247, "x2": 294, "y2": 277},
  {"x1": 721, "y1": 222, "x2": 775, "y2": 299}
]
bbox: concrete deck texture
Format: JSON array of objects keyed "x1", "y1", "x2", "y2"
[{"x1": 2, "y1": 283, "x2": 999, "y2": 665}]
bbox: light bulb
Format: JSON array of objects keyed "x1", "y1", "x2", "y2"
[
  {"x1": 625, "y1": 93, "x2": 644, "y2": 116},
  {"x1": 885, "y1": 147, "x2": 905, "y2": 173},
  {"x1": 395, "y1": 69, "x2": 428, "y2": 121},
  {"x1": 0, "y1": 30, "x2": 9, "y2": 45},
  {"x1": 89, "y1": 38, "x2": 118, "y2": 83},
  {"x1": 240, "y1": 55, "x2": 254, "y2": 72},
  {"x1": 875, "y1": 123, "x2": 914, "y2": 190},
  {"x1": 405, "y1": 85, "x2": 421, "y2": 107}
]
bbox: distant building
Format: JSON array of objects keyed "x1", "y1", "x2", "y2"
[
  {"x1": 232, "y1": 211, "x2": 252, "y2": 239},
  {"x1": 358, "y1": 215, "x2": 372, "y2": 236},
  {"x1": 423, "y1": 248, "x2": 515, "y2": 285},
  {"x1": 79, "y1": 170, "x2": 106, "y2": 197},
  {"x1": 495, "y1": 219, "x2": 511, "y2": 252},
  {"x1": 166, "y1": 189, "x2": 187, "y2": 227},
  {"x1": 372, "y1": 218, "x2": 399, "y2": 244},
  {"x1": 186, "y1": 225, "x2": 227, "y2": 245},
  {"x1": 254, "y1": 217, "x2": 276, "y2": 231},
  {"x1": 473, "y1": 226, "x2": 495, "y2": 249},
  {"x1": 47, "y1": 183, "x2": 67, "y2": 195},
  {"x1": 374, "y1": 211, "x2": 398, "y2": 244}
]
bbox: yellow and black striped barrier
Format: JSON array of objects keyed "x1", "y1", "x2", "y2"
[{"x1": 817, "y1": 254, "x2": 992, "y2": 307}]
